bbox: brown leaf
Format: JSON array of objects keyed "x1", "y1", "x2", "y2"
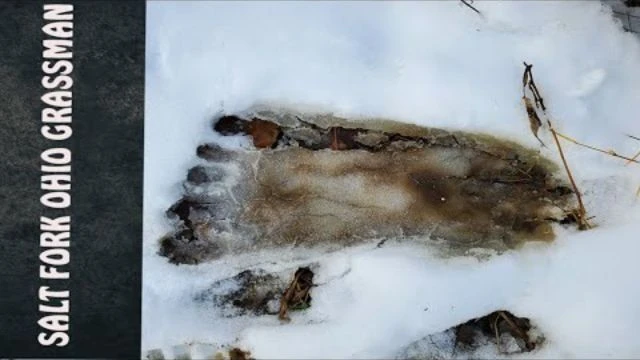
[{"x1": 523, "y1": 96, "x2": 545, "y2": 147}]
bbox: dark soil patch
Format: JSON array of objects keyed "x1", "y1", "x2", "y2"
[{"x1": 228, "y1": 347, "x2": 253, "y2": 360}]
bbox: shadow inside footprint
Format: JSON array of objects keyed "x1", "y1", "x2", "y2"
[
  {"x1": 160, "y1": 105, "x2": 576, "y2": 264},
  {"x1": 399, "y1": 310, "x2": 544, "y2": 359}
]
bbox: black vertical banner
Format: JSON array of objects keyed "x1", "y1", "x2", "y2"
[{"x1": 0, "y1": 1, "x2": 144, "y2": 357}]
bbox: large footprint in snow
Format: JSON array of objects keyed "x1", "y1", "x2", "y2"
[{"x1": 160, "y1": 105, "x2": 575, "y2": 264}]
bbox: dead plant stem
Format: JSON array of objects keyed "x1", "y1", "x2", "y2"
[
  {"x1": 554, "y1": 132, "x2": 640, "y2": 165},
  {"x1": 548, "y1": 124, "x2": 590, "y2": 229}
]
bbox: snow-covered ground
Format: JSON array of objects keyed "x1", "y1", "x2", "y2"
[{"x1": 144, "y1": 1, "x2": 640, "y2": 358}]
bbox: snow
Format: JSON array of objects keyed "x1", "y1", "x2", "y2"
[{"x1": 144, "y1": 1, "x2": 640, "y2": 358}]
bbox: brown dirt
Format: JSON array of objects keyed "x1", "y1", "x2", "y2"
[{"x1": 228, "y1": 348, "x2": 253, "y2": 360}]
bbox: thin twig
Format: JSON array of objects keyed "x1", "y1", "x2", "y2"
[
  {"x1": 523, "y1": 62, "x2": 546, "y2": 112},
  {"x1": 626, "y1": 134, "x2": 640, "y2": 142},
  {"x1": 460, "y1": 0, "x2": 481, "y2": 15},
  {"x1": 548, "y1": 126, "x2": 590, "y2": 229},
  {"x1": 624, "y1": 135, "x2": 640, "y2": 165},
  {"x1": 554, "y1": 132, "x2": 640, "y2": 165},
  {"x1": 625, "y1": 149, "x2": 640, "y2": 166}
]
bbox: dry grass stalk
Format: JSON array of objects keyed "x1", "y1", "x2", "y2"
[
  {"x1": 548, "y1": 126, "x2": 590, "y2": 229},
  {"x1": 625, "y1": 135, "x2": 640, "y2": 166},
  {"x1": 497, "y1": 311, "x2": 535, "y2": 351},
  {"x1": 554, "y1": 131, "x2": 640, "y2": 200},
  {"x1": 492, "y1": 311, "x2": 536, "y2": 353},
  {"x1": 554, "y1": 133, "x2": 640, "y2": 199},
  {"x1": 521, "y1": 62, "x2": 590, "y2": 229},
  {"x1": 493, "y1": 314, "x2": 502, "y2": 354},
  {"x1": 278, "y1": 267, "x2": 314, "y2": 322},
  {"x1": 626, "y1": 149, "x2": 640, "y2": 166},
  {"x1": 553, "y1": 132, "x2": 640, "y2": 165}
]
